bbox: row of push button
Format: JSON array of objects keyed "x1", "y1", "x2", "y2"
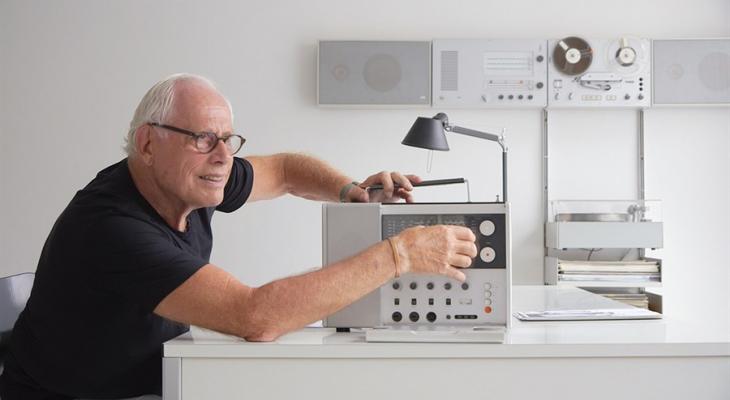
[
  {"x1": 392, "y1": 311, "x2": 437, "y2": 323},
  {"x1": 392, "y1": 281, "x2": 470, "y2": 291}
]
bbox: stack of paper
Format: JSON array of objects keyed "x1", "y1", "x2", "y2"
[
  {"x1": 600, "y1": 293, "x2": 650, "y2": 309},
  {"x1": 558, "y1": 259, "x2": 660, "y2": 284},
  {"x1": 514, "y1": 307, "x2": 661, "y2": 321}
]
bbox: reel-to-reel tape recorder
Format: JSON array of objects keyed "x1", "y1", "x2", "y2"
[{"x1": 548, "y1": 36, "x2": 652, "y2": 107}]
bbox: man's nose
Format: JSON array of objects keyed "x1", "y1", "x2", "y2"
[{"x1": 209, "y1": 139, "x2": 231, "y2": 161}]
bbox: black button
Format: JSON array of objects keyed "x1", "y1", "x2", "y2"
[
  {"x1": 444, "y1": 282, "x2": 452, "y2": 290},
  {"x1": 428, "y1": 298, "x2": 434, "y2": 305},
  {"x1": 461, "y1": 282, "x2": 469, "y2": 290},
  {"x1": 411, "y1": 298, "x2": 417, "y2": 306},
  {"x1": 536, "y1": 82, "x2": 544, "y2": 89},
  {"x1": 427, "y1": 282, "x2": 434, "y2": 290},
  {"x1": 392, "y1": 311, "x2": 402, "y2": 322},
  {"x1": 508, "y1": 95, "x2": 514, "y2": 100},
  {"x1": 392, "y1": 282, "x2": 400, "y2": 290},
  {"x1": 426, "y1": 312, "x2": 437, "y2": 322},
  {"x1": 446, "y1": 298, "x2": 452, "y2": 306},
  {"x1": 536, "y1": 55, "x2": 544, "y2": 62},
  {"x1": 409, "y1": 312, "x2": 420, "y2": 322},
  {"x1": 394, "y1": 298, "x2": 400, "y2": 305},
  {"x1": 518, "y1": 95, "x2": 524, "y2": 100},
  {"x1": 528, "y1": 95, "x2": 534, "y2": 100},
  {"x1": 409, "y1": 282, "x2": 417, "y2": 290},
  {"x1": 498, "y1": 94, "x2": 504, "y2": 100}
]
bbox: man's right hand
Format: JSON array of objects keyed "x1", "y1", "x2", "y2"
[{"x1": 392, "y1": 225, "x2": 478, "y2": 282}]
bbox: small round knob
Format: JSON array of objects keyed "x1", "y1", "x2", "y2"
[
  {"x1": 409, "y1": 282, "x2": 417, "y2": 290},
  {"x1": 625, "y1": 94, "x2": 631, "y2": 100},
  {"x1": 536, "y1": 82, "x2": 544, "y2": 89},
  {"x1": 392, "y1": 281, "x2": 400, "y2": 290},
  {"x1": 392, "y1": 311, "x2": 403, "y2": 322},
  {"x1": 426, "y1": 312, "x2": 437, "y2": 322},
  {"x1": 444, "y1": 282, "x2": 452, "y2": 290},
  {"x1": 461, "y1": 282, "x2": 470, "y2": 290},
  {"x1": 426, "y1": 282, "x2": 434, "y2": 290},
  {"x1": 536, "y1": 55, "x2": 544, "y2": 62},
  {"x1": 409, "y1": 312, "x2": 420, "y2": 322}
]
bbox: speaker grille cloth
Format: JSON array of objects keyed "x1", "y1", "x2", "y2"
[{"x1": 441, "y1": 51, "x2": 458, "y2": 91}]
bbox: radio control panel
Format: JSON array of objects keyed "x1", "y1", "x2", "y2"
[{"x1": 323, "y1": 203, "x2": 511, "y2": 329}]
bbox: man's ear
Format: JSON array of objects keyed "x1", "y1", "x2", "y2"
[{"x1": 134, "y1": 125, "x2": 154, "y2": 166}]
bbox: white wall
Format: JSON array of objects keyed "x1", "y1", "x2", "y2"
[{"x1": 1, "y1": 0, "x2": 728, "y2": 329}]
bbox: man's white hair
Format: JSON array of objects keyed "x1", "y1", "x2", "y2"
[{"x1": 124, "y1": 73, "x2": 233, "y2": 156}]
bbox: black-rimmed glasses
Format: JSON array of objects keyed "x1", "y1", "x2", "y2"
[{"x1": 148, "y1": 123, "x2": 246, "y2": 155}]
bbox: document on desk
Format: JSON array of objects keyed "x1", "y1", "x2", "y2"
[{"x1": 514, "y1": 308, "x2": 662, "y2": 321}]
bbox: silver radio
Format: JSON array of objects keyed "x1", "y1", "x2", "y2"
[
  {"x1": 322, "y1": 202, "x2": 511, "y2": 333},
  {"x1": 432, "y1": 39, "x2": 548, "y2": 108}
]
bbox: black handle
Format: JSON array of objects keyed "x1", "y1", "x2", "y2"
[{"x1": 366, "y1": 178, "x2": 465, "y2": 191}]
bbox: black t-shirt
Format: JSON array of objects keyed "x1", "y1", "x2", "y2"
[{"x1": 0, "y1": 157, "x2": 254, "y2": 399}]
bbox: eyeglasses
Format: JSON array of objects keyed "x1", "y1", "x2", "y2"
[{"x1": 148, "y1": 123, "x2": 246, "y2": 155}]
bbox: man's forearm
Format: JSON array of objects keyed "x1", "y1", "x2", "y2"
[
  {"x1": 238, "y1": 240, "x2": 396, "y2": 341},
  {"x1": 283, "y1": 153, "x2": 353, "y2": 202}
]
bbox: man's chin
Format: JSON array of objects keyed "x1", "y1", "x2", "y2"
[{"x1": 194, "y1": 194, "x2": 225, "y2": 209}]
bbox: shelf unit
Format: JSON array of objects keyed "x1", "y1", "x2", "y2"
[{"x1": 542, "y1": 110, "x2": 664, "y2": 313}]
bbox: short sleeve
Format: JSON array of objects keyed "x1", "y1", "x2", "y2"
[
  {"x1": 84, "y1": 216, "x2": 208, "y2": 313},
  {"x1": 217, "y1": 157, "x2": 254, "y2": 213}
]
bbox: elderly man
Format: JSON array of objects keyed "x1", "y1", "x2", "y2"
[{"x1": 0, "y1": 74, "x2": 477, "y2": 400}]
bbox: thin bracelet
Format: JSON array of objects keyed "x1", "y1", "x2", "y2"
[
  {"x1": 339, "y1": 181, "x2": 360, "y2": 203},
  {"x1": 386, "y1": 237, "x2": 401, "y2": 278}
]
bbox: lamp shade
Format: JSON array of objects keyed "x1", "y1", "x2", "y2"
[{"x1": 401, "y1": 116, "x2": 450, "y2": 151}]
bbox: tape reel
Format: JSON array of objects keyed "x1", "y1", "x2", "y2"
[
  {"x1": 606, "y1": 37, "x2": 649, "y2": 74},
  {"x1": 553, "y1": 36, "x2": 593, "y2": 76}
]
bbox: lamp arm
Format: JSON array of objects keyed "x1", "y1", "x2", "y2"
[
  {"x1": 448, "y1": 125, "x2": 507, "y2": 152},
  {"x1": 447, "y1": 124, "x2": 508, "y2": 202}
]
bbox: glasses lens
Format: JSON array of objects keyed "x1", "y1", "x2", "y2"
[
  {"x1": 197, "y1": 133, "x2": 218, "y2": 153},
  {"x1": 226, "y1": 136, "x2": 244, "y2": 155}
]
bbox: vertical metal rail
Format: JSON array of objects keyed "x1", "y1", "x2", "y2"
[
  {"x1": 638, "y1": 108, "x2": 646, "y2": 201},
  {"x1": 542, "y1": 108, "x2": 549, "y2": 252},
  {"x1": 638, "y1": 108, "x2": 646, "y2": 260}
]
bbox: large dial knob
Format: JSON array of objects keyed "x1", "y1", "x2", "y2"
[
  {"x1": 479, "y1": 220, "x2": 496, "y2": 236},
  {"x1": 480, "y1": 247, "x2": 496, "y2": 263}
]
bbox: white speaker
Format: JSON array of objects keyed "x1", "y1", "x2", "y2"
[
  {"x1": 653, "y1": 39, "x2": 730, "y2": 105},
  {"x1": 317, "y1": 41, "x2": 431, "y2": 106}
]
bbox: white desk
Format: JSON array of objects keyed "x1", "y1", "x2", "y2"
[{"x1": 163, "y1": 286, "x2": 730, "y2": 400}]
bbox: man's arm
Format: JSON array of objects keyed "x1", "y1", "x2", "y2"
[
  {"x1": 246, "y1": 153, "x2": 419, "y2": 203},
  {"x1": 246, "y1": 153, "x2": 350, "y2": 203},
  {"x1": 154, "y1": 225, "x2": 477, "y2": 341}
]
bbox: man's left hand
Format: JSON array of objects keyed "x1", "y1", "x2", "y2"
[{"x1": 345, "y1": 171, "x2": 422, "y2": 203}]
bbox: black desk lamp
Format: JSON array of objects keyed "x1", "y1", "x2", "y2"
[{"x1": 402, "y1": 112, "x2": 508, "y2": 202}]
